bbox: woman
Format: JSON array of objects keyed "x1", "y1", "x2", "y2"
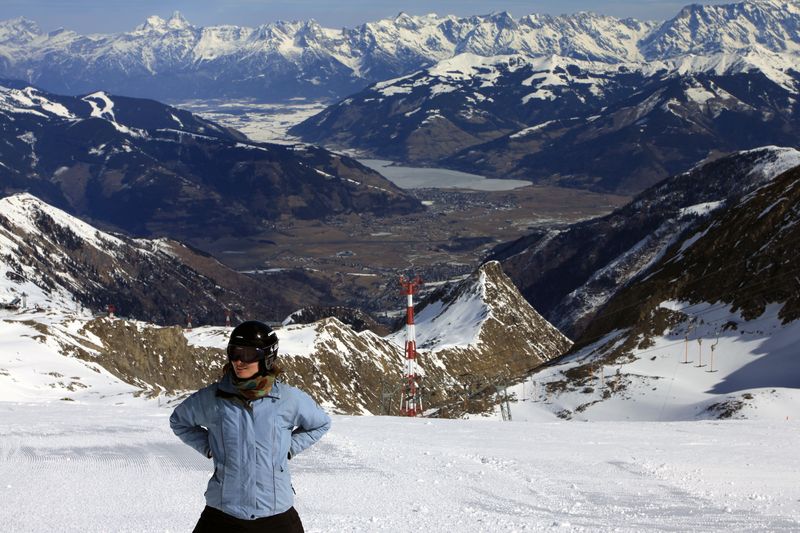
[{"x1": 170, "y1": 320, "x2": 331, "y2": 532}]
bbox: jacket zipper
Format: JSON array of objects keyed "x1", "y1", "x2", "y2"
[{"x1": 272, "y1": 414, "x2": 278, "y2": 511}]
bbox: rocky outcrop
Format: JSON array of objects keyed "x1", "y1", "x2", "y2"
[
  {"x1": 4, "y1": 260, "x2": 573, "y2": 416},
  {"x1": 406, "y1": 261, "x2": 572, "y2": 377}
]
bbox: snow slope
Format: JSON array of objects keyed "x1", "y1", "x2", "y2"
[
  {"x1": 0, "y1": 311, "x2": 138, "y2": 404},
  {"x1": 0, "y1": 401, "x2": 798, "y2": 532},
  {"x1": 514, "y1": 302, "x2": 800, "y2": 423}
]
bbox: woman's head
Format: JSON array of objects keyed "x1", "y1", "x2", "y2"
[{"x1": 226, "y1": 321, "x2": 279, "y2": 379}]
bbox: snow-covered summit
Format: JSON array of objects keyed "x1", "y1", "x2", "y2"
[
  {"x1": 136, "y1": 11, "x2": 194, "y2": 33},
  {"x1": 0, "y1": 193, "x2": 127, "y2": 311},
  {"x1": 389, "y1": 261, "x2": 571, "y2": 381},
  {"x1": 0, "y1": 17, "x2": 40, "y2": 46},
  {"x1": 642, "y1": 0, "x2": 800, "y2": 59},
  {"x1": 0, "y1": 84, "x2": 74, "y2": 118},
  {"x1": 1, "y1": 192, "x2": 124, "y2": 252}
]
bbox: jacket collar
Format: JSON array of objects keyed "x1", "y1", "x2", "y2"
[{"x1": 218, "y1": 371, "x2": 282, "y2": 399}]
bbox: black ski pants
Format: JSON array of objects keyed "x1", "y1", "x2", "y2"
[{"x1": 192, "y1": 505, "x2": 304, "y2": 533}]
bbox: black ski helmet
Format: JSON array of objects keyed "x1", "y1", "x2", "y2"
[{"x1": 227, "y1": 321, "x2": 279, "y2": 369}]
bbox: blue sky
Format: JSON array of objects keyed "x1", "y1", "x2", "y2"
[{"x1": 2, "y1": 1, "x2": 734, "y2": 33}]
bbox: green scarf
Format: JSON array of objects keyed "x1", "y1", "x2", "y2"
[{"x1": 223, "y1": 362, "x2": 283, "y2": 401}]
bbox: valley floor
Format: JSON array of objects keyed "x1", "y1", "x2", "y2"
[{"x1": 1, "y1": 402, "x2": 798, "y2": 532}]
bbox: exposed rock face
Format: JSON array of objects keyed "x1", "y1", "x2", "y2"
[
  {"x1": 387, "y1": 261, "x2": 573, "y2": 415},
  {"x1": 78, "y1": 318, "x2": 225, "y2": 394},
  {"x1": 2, "y1": 260, "x2": 572, "y2": 417},
  {"x1": 277, "y1": 318, "x2": 404, "y2": 414},
  {"x1": 410, "y1": 261, "x2": 572, "y2": 367}
]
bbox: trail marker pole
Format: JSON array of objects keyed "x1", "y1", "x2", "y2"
[
  {"x1": 695, "y1": 338, "x2": 706, "y2": 368},
  {"x1": 707, "y1": 334, "x2": 720, "y2": 373},
  {"x1": 682, "y1": 323, "x2": 695, "y2": 364},
  {"x1": 683, "y1": 334, "x2": 690, "y2": 363}
]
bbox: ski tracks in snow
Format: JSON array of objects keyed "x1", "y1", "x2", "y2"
[
  {"x1": 298, "y1": 417, "x2": 800, "y2": 532},
  {"x1": 1, "y1": 404, "x2": 799, "y2": 532}
]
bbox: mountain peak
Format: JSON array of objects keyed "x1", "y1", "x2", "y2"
[
  {"x1": 0, "y1": 16, "x2": 39, "y2": 29},
  {"x1": 138, "y1": 15, "x2": 166, "y2": 31},
  {"x1": 406, "y1": 260, "x2": 571, "y2": 362},
  {"x1": 167, "y1": 11, "x2": 191, "y2": 29},
  {"x1": 0, "y1": 16, "x2": 41, "y2": 44},
  {"x1": 643, "y1": 0, "x2": 800, "y2": 59},
  {"x1": 135, "y1": 12, "x2": 192, "y2": 33},
  {"x1": 487, "y1": 10, "x2": 514, "y2": 21},
  {"x1": 391, "y1": 12, "x2": 423, "y2": 29},
  {"x1": 0, "y1": 193, "x2": 296, "y2": 325}
]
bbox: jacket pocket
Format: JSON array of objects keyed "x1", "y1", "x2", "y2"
[{"x1": 205, "y1": 465, "x2": 224, "y2": 507}]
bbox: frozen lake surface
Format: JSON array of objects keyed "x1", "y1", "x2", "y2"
[
  {"x1": 359, "y1": 159, "x2": 532, "y2": 191},
  {"x1": 175, "y1": 100, "x2": 532, "y2": 191}
]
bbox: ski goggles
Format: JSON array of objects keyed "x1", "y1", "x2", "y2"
[{"x1": 226, "y1": 343, "x2": 278, "y2": 364}]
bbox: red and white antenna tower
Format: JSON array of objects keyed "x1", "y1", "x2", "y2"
[
  {"x1": 399, "y1": 275, "x2": 423, "y2": 416},
  {"x1": 107, "y1": 304, "x2": 116, "y2": 319},
  {"x1": 186, "y1": 314, "x2": 193, "y2": 331}
]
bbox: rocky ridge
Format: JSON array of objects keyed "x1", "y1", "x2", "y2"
[
  {"x1": 489, "y1": 146, "x2": 800, "y2": 338},
  {"x1": 0, "y1": 193, "x2": 316, "y2": 325},
  {"x1": 521, "y1": 152, "x2": 800, "y2": 420},
  {"x1": 1, "y1": 259, "x2": 571, "y2": 416}
]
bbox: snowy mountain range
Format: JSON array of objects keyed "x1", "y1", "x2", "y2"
[
  {"x1": 1, "y1": 184, "x2": 797, "y2": 421},
  {"x1": 0, "y1": 1, "x2": 799, "y2": 103},
  {"x1": 0, "y1": 83, "x2": 421, "y2": 239},
  {"x1": 285, "y1": 1, "x2": 800, "y2": 192}
]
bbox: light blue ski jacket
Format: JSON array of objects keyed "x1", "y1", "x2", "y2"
[{"x1": 170, "y1": 373, "x2": 331, "y2": 520}]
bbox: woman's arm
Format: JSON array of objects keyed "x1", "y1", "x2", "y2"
[
  {"x1": 170, "y1": 387, "x2": 214, "y2": 458},
  {"x1": 289, "y1": 390, "x2": 331, "y2": 458}
]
